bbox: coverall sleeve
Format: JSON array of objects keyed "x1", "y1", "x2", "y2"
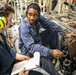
[
  {"x1": 39, "y1": 15, "x2": 67, "y2": 36},
  {"x1": 20, "y1": 27, "x2": 53, "y2": 57},
  {"x1": 9, "y1": 48, "x2": 16, "y2": 58},
  {"x1": 5, "y1": 36, "x2": 16, "y2": 58}
]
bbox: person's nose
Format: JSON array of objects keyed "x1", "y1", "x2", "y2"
[
  {"x1": 11, "y1": 20, "x2": 13, "y2": 25},
  {"x1": 30, "y1": 16, "x2": 34, "y2": 19},
  {"x1": 9, "y1": 20, "x2": 13, "y2": 27}
]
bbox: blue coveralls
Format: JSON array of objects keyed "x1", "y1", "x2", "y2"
[
  {"x1": 18, "y1": 15, "x2": 67, "y2": 75},
  {"x1": 0, "y1": 33, "x2": 16, "y2": 75}
]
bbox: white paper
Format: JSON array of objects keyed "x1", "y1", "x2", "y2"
[{"x1": 11, "y1": 52, "x2": 40, "y2": 75}]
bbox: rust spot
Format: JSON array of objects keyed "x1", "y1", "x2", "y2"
[{"x1": 68, "y1": 40, "x2": 76, "y2": 58}]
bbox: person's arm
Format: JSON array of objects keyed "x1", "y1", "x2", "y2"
[
  {"x1": 19, "y1": 23, "x2": 52, "y2": 57},
  {"x1": 21, "y1": 31, "x2": 52, "y2": 57},
  {"x1": 4, "y1": 33, "x2": 30, "y2": 61},
  {"x1": 65, "y1": 33, "x2": 76, "y2": 38},
  {"x1": 7, "y1": 42, "x2": 30, "y2": 61},
  {"x1": 39, "y1": 15, "x2": 67, "y2": 36},
  {"x1": 19, "y1": 23, "x2": 63, "y2": 58},
  {"x1": 39, "y1": 15, "x2": 76, "y2": 38},
  {"x1": 15, "y1": 53, "x2": 30, "y2": 61}
]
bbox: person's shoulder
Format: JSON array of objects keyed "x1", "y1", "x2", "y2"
[
  {"x1": 20, "y1": 19, "x2": 30, "y2": 27},
  {"x1": 38, "y1": 15, "x2": 46, "y2": 22},
  {"x1": 19, "y1": 20, "x2": 30, "y2": 32}
]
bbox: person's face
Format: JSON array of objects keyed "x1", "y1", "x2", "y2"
[
  {"x1": 27, "y1": 8, "x2": 39, "y2": 25},
  {"x1": 0, "y1": 12, "x2": 13, "y2": 32},
  {"x1": 3, "y1": 12, "x2": 13, "y2": 31},
  {"x1": 7, "y1": 12, "x2": 13, "y2": 27}
]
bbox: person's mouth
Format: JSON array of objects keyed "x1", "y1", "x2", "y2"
[{"x1": 29, "y1": 20, "x2": 34, "y2": 24}]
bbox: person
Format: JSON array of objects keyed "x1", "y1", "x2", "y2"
[
  {"x1": 18, "y1": 68, "x2": 43, "y2": 75},
  {"x1": 0, "y1": 2, "x2": 30, "y2": 75},
  {"x1": 18, "y1": 3, "x2": 64, "y2": 75},
  {"x1": 19, "y1": 2, "x2": 76, "y2": 75},
  {"x1": 0, "y1": 3, "x2": 43, "y2": 75}
]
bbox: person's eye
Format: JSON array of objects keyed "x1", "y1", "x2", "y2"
[
  {"x1": 34, "y1": 14, "x2": 37, "y2": 17},
  {"x1": 28, "y1": 13, "x2": 32, "y2": 16}
]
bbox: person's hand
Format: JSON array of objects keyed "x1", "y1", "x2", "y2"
[
  {"x1": 20, "y1": 55, "x2": 30, "y2": 60},
  {"x1": 53, "y1": 49, "x2": 63, "y2": 59},
  {"x1": 65, "y1": 33, "x2": 76, "y2": 38},
  {"x1": 15, "y1": 53, "x2": 30, "y2": 61},
  {"x1": 18, "y1": 68, "x2": 29, "y2": 75}
]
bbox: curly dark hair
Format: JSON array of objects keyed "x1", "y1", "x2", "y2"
[
  {"x1": 0, "y1": 2, "x2": 14, "y2": 18},
  {"x1": 26, "y1": 3, "x2": 40, "y2": 17}
]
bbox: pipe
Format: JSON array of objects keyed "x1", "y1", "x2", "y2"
[
  {"x1": 63, "y1": 59, "x2": 72, "y2": 75},
  {"x1": 72, "y1": 70, "x2": 76, "y2": 75}
]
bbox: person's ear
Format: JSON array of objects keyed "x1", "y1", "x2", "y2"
[
  {"x1": 0, "y1": 16, "x2": 7, "y2": 28},
  {"x1": 26, "y1": 11, "x2": 28, "y2": 16}
]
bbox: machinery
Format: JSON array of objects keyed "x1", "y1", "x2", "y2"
[{"x1": 1, "y1": 0, "x2": 76, "y2": 75}]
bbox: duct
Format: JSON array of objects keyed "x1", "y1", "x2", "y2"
[
  {"x1": 69, "y1": 22, "x2": 76, "y2": 29},
  {"x1": 10, "y1": 25, "x2": 21, "y2": 53},
  {"x1": 49, "y1": 15, "x2": 76, "y2": 33},
  {"x1": 10, "y1": 25, "x2": 19, "y2": 38},
  {"x1": 52, "y1": 0, "x2": 58, "y2": 10},
  {"x1": 14, "y1": 36, "x2": 21, "y2": 53},
  {"x1": 64, "y1": 2, "x2": 74, "y2": 11},
  {"x1": 68, "y1": 11, "x2": 76, "y2": 20}
]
